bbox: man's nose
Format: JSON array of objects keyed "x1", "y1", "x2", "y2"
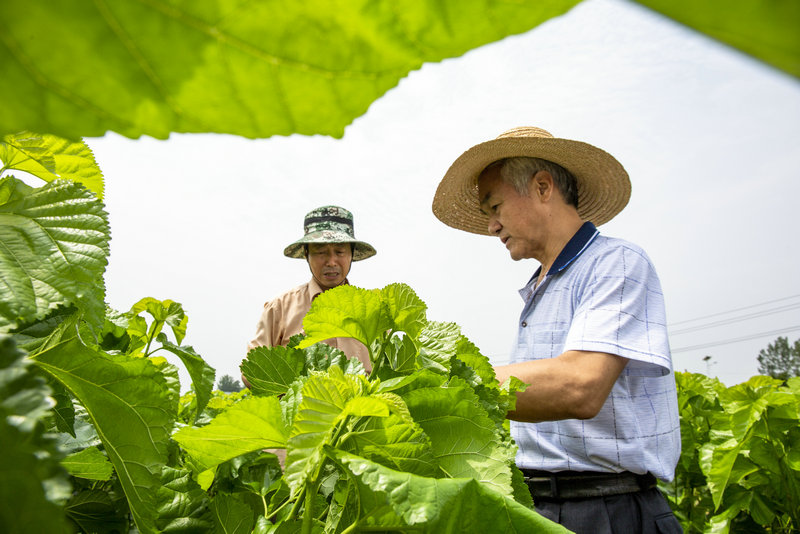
[{"x1": 487, "y1": 216, "x2": 502, "y2": 235}]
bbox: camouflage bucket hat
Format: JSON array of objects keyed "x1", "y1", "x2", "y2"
[{"x1": 283, "y1": 205, "x2": 377, "y2": 261}]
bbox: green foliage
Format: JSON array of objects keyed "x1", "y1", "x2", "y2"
[
  {"x1": 0, "y1": 336, "x2": 72, "y2": 532},
  {"x1": 0, "y1": 131, "x2": 104, "y2": 197},
  {"x1": 181, "y1": 282, "x2": 552, "y2": 533},
  {"x1": 663, "y1": 372, "x2": 800, "y2": 533},
  {"x1": 634, "y1": 0, "x2": 800, "y2": 78},
  {"x1": 757, "y1": 336, "x2": 800, "y2": 381},
  {"x1": 0, "y1": 175, "x2": 110, "y2": 333},
  {"x1": 0, "y1": 0, "x2": 581, "y2": 140}
]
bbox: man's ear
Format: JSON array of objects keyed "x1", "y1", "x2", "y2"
[{"x1": 531, "y1": 170, "x2": 553, "y2": 199}]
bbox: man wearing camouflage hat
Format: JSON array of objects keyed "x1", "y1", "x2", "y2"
[{"x1": 247, "y1": 205, "x2": 376, "y2": 372}]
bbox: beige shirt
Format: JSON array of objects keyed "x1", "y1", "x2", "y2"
[{"x1": 248, "y1": 278, "x2": 372, "y2": 372}]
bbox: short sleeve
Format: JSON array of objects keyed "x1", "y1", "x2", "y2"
[
  {"x1": 563, "y1": 242, "x2": 672, "y2": 376},
  {"x1": 247, "y1": 299, "x2": 283, "y2": 351}
]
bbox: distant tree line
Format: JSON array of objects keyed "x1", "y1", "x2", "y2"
[
  {"x1": 217, "y1": 374, "x2": 243, "y2": 393},
  {"x1": 757, "y1": 336, "x2": 800, "y2": 381}
]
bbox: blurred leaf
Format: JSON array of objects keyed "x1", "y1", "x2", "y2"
[
  {"x1": 0, "y1": 177, "x2": 110, "y2": 333},
  {"x1": 0, "y1": 0, "x2": 582, "y2": 139},
  {"x1": 634, "y1": 0, "x2": 800, "y2": 78},
  {"x1": 0, "y1": 336, "x2": 71, "y2": 533},
  {"x1": 64, "y1": 488, "x2": 129, "y2": 534}
]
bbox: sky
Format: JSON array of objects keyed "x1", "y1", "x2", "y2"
[{"x1": 85, "y1": 0, "x2": 800, "y2": 390}]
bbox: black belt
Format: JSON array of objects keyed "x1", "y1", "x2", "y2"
[{"x1": 521, "y1": 469, "x2": 657, "y2": 499}]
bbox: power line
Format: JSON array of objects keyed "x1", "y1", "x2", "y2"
[
  {"x1": 670, "y1": 302, "x2": 800, "y2": 335},
  {"x1": 668, "y1": 293, "x2": 800, "y2": 327},
  {"x1": 671, "y1": 325, "x2": 800, "y2": 354}
]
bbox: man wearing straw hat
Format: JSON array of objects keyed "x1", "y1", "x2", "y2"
[
  {"x1": 432, "y1": 127, "x2": 681, "y2": 532},
  {"x1": 247, "y1": 205, "x2": 376, "y2": 372}
]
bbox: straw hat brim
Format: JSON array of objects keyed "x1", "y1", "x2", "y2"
[
  {"x1": 432, "y1": 134, "x2": 631, "y2": 235},
  {"x1": 283, "y1": 231, "x2": 376, "y2": 261}
]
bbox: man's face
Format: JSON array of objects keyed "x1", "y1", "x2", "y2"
[
  {"x1": 307, "y1": 242, "x2": 353, "y2": 289},
  {"x1": 478, "y1": 165, "x2": 546, "y2": 261}
]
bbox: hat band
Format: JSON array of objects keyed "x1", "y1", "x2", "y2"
[{"x1": 304, "y1": 215, "x2": 352, "y2": 226}]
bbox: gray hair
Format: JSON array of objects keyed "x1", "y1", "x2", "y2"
[{"x1": 486, "y1": 157, "x2": 579, "y2": 208}]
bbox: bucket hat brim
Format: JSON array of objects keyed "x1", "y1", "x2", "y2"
[
  {"x1": 283, "y1": 232, "x2": 376, "y2": 261},
  {"x1": 432, "y1": 127, "x2": 631, "y2": 234}
]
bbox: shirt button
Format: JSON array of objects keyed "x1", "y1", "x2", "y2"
[{"x1": 521, "y1": 321, "x2": 528, "y2": 327}]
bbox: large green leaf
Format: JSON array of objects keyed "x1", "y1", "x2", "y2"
[
  {"x1": 31, "y1": 336, "x2": 175, "y2": 534},
  {"x1": 284, "y1": 367, "x2": 380, "y2": 495},
  {"x1": 0, "y1": 177, "x2": 110, "y2": 332},
  {"x1": 242, "y1": 345, "x2": 306, "y2": 397},
  {"x1": 341, "y1": 391, "x2": 439, "y2": 478},
  {"x1": 209, "y1": 492, "x2": 256, "y2": 534},
  {"x1": 0, "y1": 0, "x2": 581, "y2": 140},
  {"x1": 330, "y1": 450, "x2": 569, "y2": 533},
  {"x1": 173, "y1": 395, "x2": 288, "y2": 472},
  {"x1": 380, "y1": 283, "x2": 427, "y2": 338},
  {"x1": 634, "y1": 0, "x2": 800, "y2": 78},
  {"x1": 0, "y1": 132, "x2": 104, "y2": 198},
  {"x1": 399, "y1": 374, "x2": 515, "y2": 496},
  {"x1": 155, "y1": 466, "x2": 214, "y2": 533},
  {"x1": 61, "y1": 446, "x2": 114, "y2": 481},
  {"x1": 299, "y1": 285, "x2": 390, "y2": 353}
]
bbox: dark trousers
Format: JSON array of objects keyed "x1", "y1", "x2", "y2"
[{"x1": 534, "y1": 487, "x2": 682, "y2": 534}]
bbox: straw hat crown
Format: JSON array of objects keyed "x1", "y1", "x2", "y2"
[{"x1": 432, "y1": 126, "x2": 631, "y2": 235}]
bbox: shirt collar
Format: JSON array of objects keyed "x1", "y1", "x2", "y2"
[{"x1": 529, "y1": 221, "x2": 599, "y2": 283}]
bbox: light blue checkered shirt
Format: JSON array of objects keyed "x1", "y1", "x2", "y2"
[{"x1": 511, "y1": 223, "x2": 681, "y2": 482}]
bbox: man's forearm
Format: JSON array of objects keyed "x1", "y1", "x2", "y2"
[{"x1": 494, "y1": 350, "x2": 628, "y2": 422}]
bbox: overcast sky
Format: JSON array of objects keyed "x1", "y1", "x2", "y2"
[{"x1": 86, "y1": 0, "x2": 800, "y2": 389}]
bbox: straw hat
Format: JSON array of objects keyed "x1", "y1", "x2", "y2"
[
  {"x1": 283, "y1": 205, "x2": 376, "y2": 261},
  {"x1": 432, "y1": 127, "x2": 631, "y2": 234}
]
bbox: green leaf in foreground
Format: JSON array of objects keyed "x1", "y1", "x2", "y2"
[
  {"x1": 331, "y1": 450, "x2": 569, "y2": 533},
  {"x1": 242, "y1": 345, "x2": 306, "y2": 397},
  {"x1": 0, "y1": 131, "x2": 104, "y2": 198},
  {"x1": 31, "y1": 337, "x2": 175, "y2": 534},
  {"x1": 0, "y1": 336, "x2": 71, "y2": 533},
  {"x1": 634, "y1": 0, "x2": 800, "y2": 78},
  {"x1": 173, "y1": 395, "x2": 288, "y2": 472},
  {"x1": 299, "y1": 285, "x2": 390, "y2": 352},
  {"x1": 399, "y1": 373, "x2": 515, "y2": 496},
  {"x1": 0, "y1": 177, "x2": 110, "y2": 332},
  {"x1": 0, "y1": 0, "x2": 582, "y2": 140}
]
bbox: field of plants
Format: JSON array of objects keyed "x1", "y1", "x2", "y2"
[
  {"x1": 1, "y1": 133, "x2": 798, "y2": 533},
  {"x1": 1, "y1": 2, "x2": 797, "y2": 532}
]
